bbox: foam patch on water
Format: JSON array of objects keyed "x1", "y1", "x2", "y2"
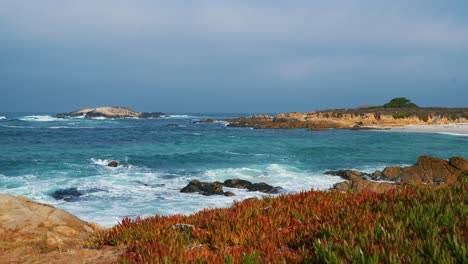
[
  {"x1": 437, "y1": 132, "x2": 468, "y2": 137},
  {"x1": 0, "y1": 116, "x2": 6, "y2": 120},
  {"x1": 19, "y1": 115, "x2": 59, "y2": 122},
  {"x1": 165, "y1": 115, "x2": 196, "y2": 119},
  {"x1": 203, "y1": 164, "x2": 343, "y2": 192}
]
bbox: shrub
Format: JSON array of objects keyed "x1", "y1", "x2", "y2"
[
  {"x1": 92, "y1": 181, "x2": 468, "y2": 263},
  {"x1": 383, "y1": 97, "x2": 418, "y2": 108},
  {"x1": 392, "y1": 112, "x2": 409, "y2": 119}
]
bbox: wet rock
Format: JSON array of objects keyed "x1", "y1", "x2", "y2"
[
  {"x1": 140, "y1": 112, "x2": 166, "y2": 118},
  {"x1": 167, "y1": 124, "x2": 179, "y2": 127},
  {"x1": 180, "y1": 179, "x2": 225, "y2": 196},
  {"x1": 107, "y1": 160, "x2": 119, "y2": 167},
  {"x1": 193, "y1": 119, "x2": 215, "y2": 124},
  {"x1": 324, "y1": 170, "x2": 367, "y2": 180},
  {"x1": 51, "y1": 188, "x2": 84, "y2": 202},
  {"x1": 224, "y1": 191, "x2": 236, "y2": 196},
  {"x1": 223, "y1": 179, "x2": 282, "y2": 194}
]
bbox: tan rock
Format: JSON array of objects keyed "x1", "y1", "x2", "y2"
[{"x1": 0, "y1": 194, "x2": 120, "y2": 263}]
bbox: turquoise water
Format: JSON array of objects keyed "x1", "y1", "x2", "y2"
[{"x1": 0, "y1": 113, "x2": 467, "y2": 226}]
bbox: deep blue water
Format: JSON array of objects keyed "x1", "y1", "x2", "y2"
[{"x1": 0, "y1": 113, "x2": 467, "y2": 226}]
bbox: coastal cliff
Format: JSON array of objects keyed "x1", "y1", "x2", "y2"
[{"x1": 56, "y1": 106, "x2": 166, "y2": 119}]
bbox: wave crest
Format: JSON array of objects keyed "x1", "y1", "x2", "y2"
[{"x1": 19, "y1": 115, "x2": 58, "y2": 122}]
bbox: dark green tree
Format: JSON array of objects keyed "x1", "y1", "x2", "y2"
[{"x1": 383, "y1": 97, "x2": 418, "y2": 108}]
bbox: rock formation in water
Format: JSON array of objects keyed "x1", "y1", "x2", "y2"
[
  {"x1": 180, "y1": 178, "x2": 282, "y2": 196},
  {"x1": 56, "y1": 106, "x2": 166, "y2": 119},
  {"x1": 327, "y1": 155, "x2": 468, "y2": 193}
]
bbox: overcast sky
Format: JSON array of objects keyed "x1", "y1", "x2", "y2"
[{"x1": 1, "y1": 0, "x2": 467, "y2": 113}]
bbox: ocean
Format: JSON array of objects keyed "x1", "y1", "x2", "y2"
[{"x1": 0, "y1": 113, "x2": 467, "y2": 227}]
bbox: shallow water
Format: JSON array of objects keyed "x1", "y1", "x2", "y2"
[{"x1": 1, "y1": 112, "x2": 467, "y2": 226}]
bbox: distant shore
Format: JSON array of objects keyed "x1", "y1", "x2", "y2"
[{"x1": 389, "y1": 123, "x2": 468, "y2": 136}]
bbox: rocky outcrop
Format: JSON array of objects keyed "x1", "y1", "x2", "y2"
[
  {"x1": 329, "y1": 156, "x2": 467, "y2": 193},
  {"x1": 0, "y1": 194, "x2": 119, "y2": 263},
  {"x1": 56, "y1": 107, "x2": 166, "y2": 119},
  {"x1": 181, "y1": 179, "x2": 283, "y2": 196},
  {"x1": 376, "y1": 156, "x2": 466, "y2": 184},
  {"x1": 224, "y1": 107, "x2": 468, "y2": 130},
  {"x1": 180, "y1": 179, "x2": 228, "y2": 196},
  {"x1": 223, "y1": 179, "x2": 282, "y2": 193}
]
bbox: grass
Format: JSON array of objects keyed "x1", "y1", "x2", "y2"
[{"x1": 91, "y1": 179, "x2": 468, "y2": 263}]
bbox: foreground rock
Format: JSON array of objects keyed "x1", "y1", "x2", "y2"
[
  {"x1": 181, "y1": 179, "x2": 282, "y2": 196},
  {"x1": 328, "y1": 156, "x2": 468, "y2": 193},
  {"x1": 107, "y1": 160, "x2": 119, "y2": 167},
  {"x1": 56, "y1": 106, "x2": 166, "y2": 119},
  {"x1": 0, "y1": 194, "x2": 119, "y2": 263}
]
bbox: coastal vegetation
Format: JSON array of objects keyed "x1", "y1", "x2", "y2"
[
  {"x1": 91, "y1": 178, "x2": 467, "y2": 263},
  {"x1": 382, "y1": 97, "x2": 418, "y2": 108}
]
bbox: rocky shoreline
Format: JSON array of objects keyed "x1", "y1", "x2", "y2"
[
  {"x1": 1, "y1": 155, "x2": 466, "y2": 262},
  {"x1": 223, "y1": 107, "x2": 468, "y2": 131}
]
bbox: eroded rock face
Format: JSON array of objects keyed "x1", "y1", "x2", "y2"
[{"x1": 332, "y1": 176, "x2": 394, "y2": 193}]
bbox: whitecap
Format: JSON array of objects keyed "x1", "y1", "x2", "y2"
[
  {"x1": 19, "y1": 115, "x2": 58, "y2": 122},
  {"x1": 165, "y1": 115, "x2": 196, "y2": 119},
  {"x1": 437, "y1": 132, "x2": 468, "y2": 137},
  {"x1": 0, "y1": 116, "x2": 6, "y2": 120},
  {"x1": 90, "y1": 158, "x2": 114, "y2": 166}
]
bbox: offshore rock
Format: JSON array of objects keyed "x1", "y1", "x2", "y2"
[
  {"x1": 107, "y1": 160, "x2": 119, "y2": 167},
  {"x1": 180, "y1": 179, "x2": 225, "y2": 196},
  {"x1": 51, "y1": 188, "x2": 84, "y2": 202},
  {"x1": 223, "y1": 179, "x2": 283, "y2": 194},
  {"x1": 56, "y1": 107, "x2": 166, "y2": 119}
]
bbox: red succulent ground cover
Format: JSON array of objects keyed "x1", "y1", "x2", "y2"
[{"x1": 91, "y1": 179, "x2": 467, "y2": 263}]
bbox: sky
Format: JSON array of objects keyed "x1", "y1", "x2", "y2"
[{"x1": 1, "y1": 0, "x2": 467, "y2": 113}]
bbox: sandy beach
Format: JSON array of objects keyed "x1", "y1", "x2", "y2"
[{"x1": 389, "y1": 123, "x2": 468, "y2": 136}]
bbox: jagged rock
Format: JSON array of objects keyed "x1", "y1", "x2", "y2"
[
  {"x1": 223, "y1": 179, "x2": 283, "y2": 194},
  {"x1": 107, "y1": 160, "x2": 119, "y2": 167},
  {"x1": 380, "y1": 156, "x2": 466, "y2": 184},
  {"x1": 180, "y1": 179, "x2": 224, "y2": 196},
  {"x1": 332, "y1": 176, "x2": 394, "y2": 193},
  {"x1": 51, "y1": 188, "x2": 84, "y2": 202},
  {"x1": 449, "y1": 156, "x2": 468, "y2": 171},
  {"x1": 324, "y1": 170, "x2": 367, "y2": 180}
]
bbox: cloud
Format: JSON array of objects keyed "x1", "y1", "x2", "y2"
[{"x1": 1, "y1": 0, "x2": 468, "y2": 51}]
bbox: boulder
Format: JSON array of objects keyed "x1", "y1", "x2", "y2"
[
  {"x1": 51, "y1": 188, "x2": 84, "y2": 202},
  {"x1": 107, "y1": 160, "x2": 119, "y2": 167},
  {"x1": 0, "y1": 194, "x2": 101, "y2": 248},
  {"x1": 223, "y1": 179, "x2": 283, "y2": 194},
  {"x1": 381, "y1": 156, "x2": 466, "y2": 184},
  {"x1": 332, "y1": 176, "x2": 394, "y2": 193},
  {"x1": 180, "y1": 179, "x2": 225, "y2": 196},
  {"x1": 324, "y1": 170, "x2": 367, "y2": 180}
]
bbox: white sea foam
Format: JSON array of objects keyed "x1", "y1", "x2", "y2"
[
  {"x1": 19, "y1": 115, "x2": 59, "y2": 122},
  {"x1": 0, "y1": 116, "x2": 6, "y2": 120},
  {"x1": 90, "y1": 158, "x2": 115, "y2": 166},
  {"x1": 437, "y1": 132, "x2": 468, "y2": 137},
  {"x1": 165, "y1": 115, "x2": 196, "y2": 119}
]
